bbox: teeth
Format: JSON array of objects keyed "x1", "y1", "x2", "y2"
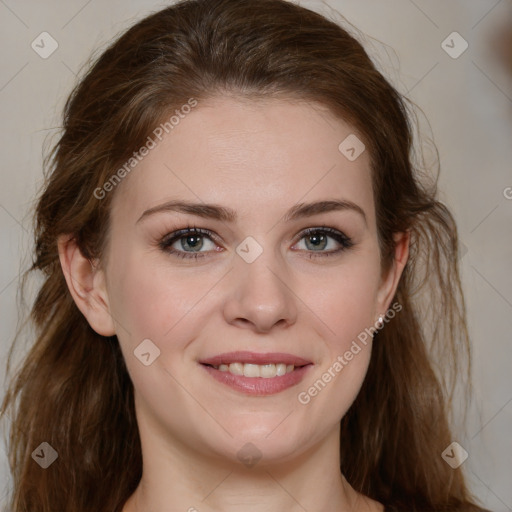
[
  {"x1": 243, "y1": 364, "x2": 260, "y2": 378},
  {"x1": 276, "y1": 363, "x2": 287, "y2": 376},
  {"x1": 213, "y1": 362, "x2": 296, "y2": 377},
  {"x1": 260, "y1": 364, "x2": 277, "y2": 378},
  {"x1": 229, "y1": 362, "x2": 244, "y2": 375}
]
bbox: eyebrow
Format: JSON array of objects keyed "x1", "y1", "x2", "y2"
[{"x1": 136, "y1": 199, "x2": 367, "y2": 225}]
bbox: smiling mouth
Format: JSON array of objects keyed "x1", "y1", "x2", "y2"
[
  {"x1": 200, "y1": 361, "x2": 312, "y2": 395},
  {"x1": 203, "y1": 362, "x2": 301, "y2": 378},
  {"x1": 199, "y1": 352, "x2": 313, "y2": 395}
]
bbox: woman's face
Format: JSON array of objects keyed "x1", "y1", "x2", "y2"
[{"x1": 99, "y1": 96, "x2": 406, "y2": 465}]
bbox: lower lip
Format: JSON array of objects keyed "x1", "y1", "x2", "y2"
[{"x1": 201, "y1": 364, "x2": 312, "y2": 396}]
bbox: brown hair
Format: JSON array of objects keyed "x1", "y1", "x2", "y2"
[{"x1": 1, "y1": 1, "x2": 489, "y2": 511}]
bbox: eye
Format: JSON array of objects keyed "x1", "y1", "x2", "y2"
[
  {"x1": 159, "y1": 225, "x2": 354, "y2": 260},
  {"x1": 292, "y1": 227, "x2": 354, "y2": 258},
  {"x1": 159, "y1": 226, "x2": 220, "y2": 259}
]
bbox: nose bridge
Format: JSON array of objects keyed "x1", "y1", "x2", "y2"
[{"x1": 223, "y1": 234, "x2": 297, "y2": 331}]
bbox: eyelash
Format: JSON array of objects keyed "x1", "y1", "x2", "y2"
[{"x1": 158, "y1": 225, "x2": 354, "y2": 260}]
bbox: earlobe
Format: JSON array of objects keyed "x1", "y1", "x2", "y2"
[
  {"x1": 57, "y1": 235, "x2": 116, "y2": 336},
  {"x1": 376, "y1": 230, "x2": 410, "y2": 315}
]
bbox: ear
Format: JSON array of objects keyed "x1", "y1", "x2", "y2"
[
  {"x1": 57, "y1": 234, "x2": 116, "y2": 336},
  {"x1": 375, "y1": 231, "x2": 410, "y2": 316}
]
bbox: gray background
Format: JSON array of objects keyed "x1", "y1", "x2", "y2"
[{"x1": 1, "y1": 0, "x2": 511, "y2": 510}]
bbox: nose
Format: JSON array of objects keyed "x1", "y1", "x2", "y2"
[{"x1": 222, "y1": 247, "x2": 298, "y2": 334}]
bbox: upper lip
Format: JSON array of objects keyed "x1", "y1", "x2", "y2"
[{"x1": 199, "y1": 351, "x2": 312, "y2": 366}]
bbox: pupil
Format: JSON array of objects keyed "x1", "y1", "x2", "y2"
[
  {"x1": 308, "y1": 233, "x2": 326, "y2": 250},
  {"x1": 185, "y1": 235, "x2": 202, "y2": 250}
]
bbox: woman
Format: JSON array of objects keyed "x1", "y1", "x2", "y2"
[{"x1": 0, "y1": 0, "x2": 491, "y2": 511}]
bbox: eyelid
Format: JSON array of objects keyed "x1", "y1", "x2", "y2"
[
  {"x1": 291, "y1": 226, "x2": 354, "y2": 257},
  {"x1": 294, "y1": 226, "x2": 353, "y2": 246},
  {"x1": 160, "y1": 226, "x2": 219, "y2": 246},
  {"x1": 158, "y1": 226, "x2": 220, "y2": 259}
]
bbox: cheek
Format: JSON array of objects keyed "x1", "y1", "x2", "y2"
[
  {"x1": 301, "y1": 255, "x2": 381, "y2": 347},
  {"x1": 295, "y1": 253, "x2": 381, "y2": 406},
  {"x1": 106, "y1": 255, "x2": 218, "y2": 426},
  {"x1": 107, "y1": 247, "x2": 216, "y2": 342}
]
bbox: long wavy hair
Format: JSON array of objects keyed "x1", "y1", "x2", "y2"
[{"x1": 1, "y1": 0, "x2": 489, "y2": 511}]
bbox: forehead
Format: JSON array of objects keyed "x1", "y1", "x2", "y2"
[{"x1": 110, "y1": 96, "x2": 375, "y2": 227}]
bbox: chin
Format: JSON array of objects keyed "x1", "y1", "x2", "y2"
[{"x1": 204, "y1": 416, "x2": 315, "y2": 466}]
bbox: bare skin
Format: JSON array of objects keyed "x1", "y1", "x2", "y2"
[{"x1": 59, "y1": 96, "x2": 407, "y2": 512}]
